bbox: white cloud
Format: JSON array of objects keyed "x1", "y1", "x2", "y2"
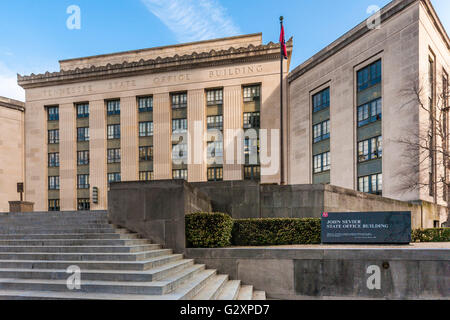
[
  {"x1": 141, "y1": 0, "x2": 241, "y2": 43},
  {"x1": 0, "y1": 62, "x2": 25, "y2": 101}
]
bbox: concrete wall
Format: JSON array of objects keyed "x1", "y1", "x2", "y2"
[
  {"x1": 0, "y1": 98, "x2": 25, "y2": 212},
  {"x1": 186, "y1": 247, "x2": 450, "y2": 300},
  {"x1": 108, "y1": 180, "x2": 211, "y2": 253}
]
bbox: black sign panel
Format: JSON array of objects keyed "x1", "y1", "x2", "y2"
[
  {"x1": 17, "y1": 183, "x2": 24, "y2": 193},
  {"x1": 321, "y1": 211, "x2": 411, "y2": 244}
]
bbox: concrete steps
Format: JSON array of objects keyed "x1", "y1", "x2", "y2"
[{"x1": 0, "y1": 211, "x2": 266, "y2": 300}]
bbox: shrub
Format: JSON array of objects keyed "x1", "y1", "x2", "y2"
[
  {"x1": 411, "y1": 228, "x2": 450, "y2": 242},
  {"x1": 232, "y1": 218, "x2": 321, "y2": 246},
  {"x1": 186, "y1": 212, "x2": 234, "y2": 248}
]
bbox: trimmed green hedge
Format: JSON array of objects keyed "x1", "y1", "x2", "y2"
[
  {"x1": 411, "y1": 228, "x2": 450, "y2": 242},
  {"x1": 232, "y1": 218, "x2": 321, "y2": 246},
  {"x1": 186, "y1": 212, "x2": 233, "y2": 248}
]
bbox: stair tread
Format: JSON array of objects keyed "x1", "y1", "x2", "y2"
[
  {"x1": 252, "y1": 291, "x2": 266, "y2": 300},
  {"x1": 0, "y1": 249, "x2": 168, "y2": 255},
  {"x1": 237, "y1": 285, "x2": 253, "y2": 300},
  {"x1": 217, "y1": 280, "x2": 241, "y2": 300},
  {"x1": 193, "y1": 274, "x2": 229, "y2": 300}
]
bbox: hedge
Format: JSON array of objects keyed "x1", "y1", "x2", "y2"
[
  {"x1": 232, "y1": 218, "x2": 321, "y2": 246},
  {"x1": 186, "y1": 212, "x2": 233, "y2": 248},
  {"x1": 411, "y1": 228, "x2": 450, "y2": 242}
]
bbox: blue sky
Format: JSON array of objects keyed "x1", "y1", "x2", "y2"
[{"x1": 0, "y1": 0, "x2": 449, "y2": 101}]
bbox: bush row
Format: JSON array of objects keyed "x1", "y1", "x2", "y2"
[
  {"x1": 411, "y1": 228, "x2": 450, "y2": 242},
  {"x1": 185, "y1": 212, "x2": 321, "y2": 248}
]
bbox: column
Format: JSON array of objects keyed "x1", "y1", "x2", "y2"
[
  {"x1": 89, "y1": 100, "x2": 107, "y2": 210},
  {"x1": 223, "y1": 85, "x2": 243, "y2": 180},
  {"x1": 153, "y1": 93, "x2": 172, "y2": 180},
  {"x1": 188, "y1": 89, "x2": 207, "y2": 182},
  {"x1": 120, "y1": 96, "x2": 138, "y2": 181}
]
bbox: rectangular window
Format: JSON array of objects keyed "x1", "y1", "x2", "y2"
[
  {"x1": 244, "y1": 165, "x2": 261, "y2": 180},
  {"x1": 358, "y1": 136, "x2": 382, "y2": 162},
  {"x1": 47, "y1": 106, "x2": 59, "y2": 121},
  {"x1": 207, "y1": 167, "x2": 223, "y2": 181},
  {"x1": 313, "y1": 152, "x2": 331, "y2": 173},
  {"x1": 207, "y1": 115, "x2": 223, "y2": 130},
  {"x1": 48, "y1": 153, "x2": 60, "y2": 167},
  {"x1": 138, "y1": 96, "x2": 153, "y2": 113},
  {"x1": 107, "y1": 100, "x2": 120, "y2": 115},
  {"x1": 172, "y1": 119, "x2": 187, "y2": 133},
  {"x1": 443, "y1": 72, "x2": 449, "y2": 201},
  {"x1": 313, "y1": 120, "x2": 330, "y2": 143},
  {"x1": 77, "y1": 151, "x2": 89, "y2": 166},
  {"x1": 312, "y1": 88, "x2": 330, "y2": 113},
  {"x1": 108, "y1": 173, "x2": 121, "y2": 183},
  {"x1": 357, "y1": 98, "x2": 382, "y2": 127},
  {"x1": 48, "y1": 129, "x2": 59, "y2": 144},
  {"x1": 243, "y1": 112, "x2": 260, "y2": 129},
  {"x1": 429, "y1": 57, "x2": 435, "y2": 196},
  {"x1": 139, "y1": 121, "x2": 153, "y2": 137},
  {"x1": 77, "y1": 174, "x2": 89, "y2": 189},
  {"x1": 207, "y1": 89, "x2": 223, "y2": 105},
  {"x1": 107, "y1": 124, "x2": 120, "y2": 140},
  {"x1": 172, "y1": 143, "x2": 188, "y2": 162},
  {"x1": 77, "y1": 103, "x2": 89, "y2": 118},
  {"x1": 77, "y1": 199, "x2": 90, "y2": 211},
  {"x1": 107, "y1": 148, "x2": 121, "y2": 164},
  {"x1": 48, "y1": 199, "x2": 60, "y2": 212},
  {"x1": 173, "y1": 169, "x2": 187, "y2": 180},
  {"x1": 207, "y1": 141, "x2": 223, "y2": 160},
  {"x1": 139, "y1": 171, "x2": 154, "y2": 181},
  {"x1": 244, "y1": 137, "x2": 259, "y2": 157},
  {"x1": 77, "y1": 127, "x2": 89, "y2": 142},
  {"x1": 139, "y1": 146, "x2": 153, "y2": 162},
  {"x1": 243, "y1": 85, "x2": 261, "y2": 102},
  {"x1": 172, "y1": 93, "x2": 187, "y2": 109},
  {"x1": 48, "y1": 176, "x2": 60, "y2": 190},
  {"x1": 358, "y1": 173, "x2": 382, "y2": 195},
  {"x1": 357, "y1": 60, "x2": 381, "y2": 92}
]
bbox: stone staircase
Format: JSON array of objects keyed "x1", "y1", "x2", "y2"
[{"x1": 0, "y1": 211, "x2": 265, "y2": 300}]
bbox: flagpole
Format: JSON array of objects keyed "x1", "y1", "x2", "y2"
[{"x1": 280, "y1": 16, "x2": 285, "y2": 185}]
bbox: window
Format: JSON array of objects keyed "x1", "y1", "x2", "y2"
[
  {"x1": 48, "y1": 199, "x2": 60, "y2": 212},
  {"x1": 138, "y1": 96, "x2": 153, "y2": 113},
  {"x1": 428, "y1": 57, "x2": 435, "y2": 196},
  {"x1": 357, "y1": 98, "x2": 382, "y2": 127},
  {"x1": 172, "y1": 143, "x2": 188, "y2": 161},
  {"x1": 172, "y1": 119, "x2": 187, "y2": 133},
  {"x1": 173, "y1": 169, "x2": 187, "y2": 180},
  {"x1": 77, "y1": 151, "x2": 89, "y2": 166},
  {"x1": 77, "y1": 174, "x2": 89, "y2": 189},
  {"x1": 244, "y1": 165, "x2": 260, "y2": 180},
  {"x1": 139, "y1": 122, "x2": 153, "y2": 137},
  {"x1": 107, "y1": 148, "x2": 121, "y2": 164},
  {"x1": 358, "y1": 136, "x2": 382, "y2": 162},
  {"x1": 357, "y1": 60, "x2": 381, "y2": 92},
  {"x1": 107, "y1": 124, "x2": 120, "y2": 140},
  {"x1": 358, "y1": 173, "x2": 382, "y2": 195},
  {"x1": 47, "y1": 107, "x2": 59, "y2": 121},
  {"x1": 443, "y1": 72, "x2": 449, "y2": 201},
  {"x1": 313, "y1": 152, "x2": 331, "y2": 173},
  {"x1": 77, "y1": 199, "x2": 90, "y2": 211},
  {"x1": 243, "y1": 112, "x2": 260, "y2": 129},
  {"x1": 77, "y1": 103, "x2": 89, "y2": 118},
  {"x1": 77, "y1": 127, "x2": 89, "y2": 142},
  {"x1": 48, "y1": 176, "x2": 60, "y2": 190},
  {"x1": 48, "y1": 153, "x2": 60, "y2": 167},
  {"x1": 108, "y1": 173, "x2": 121, "y2": 183},
  {"x1": 312, "y1": 88, "x2": 330, "y2": 112},
  {"x1": 313, "y1": 120, "x2": 330, "y2": 143},
  {"x1": 208, "y1": 167, "x2": 223, "y2": 181},
  {"x1": 244, "y1": 137, "x2": 260, "y2": 157},
  {"x1": 48, "y1": 129, "x2": 59, "y2": 144},
  {"x1": 172, "y1": 93, "x2": 187, "y2": 109},
  {"x1": 139, "y1": 171, "x2": 154, "y2": 181},
  {"x1": 243, "y1": 85, "x2": 261, "y2": 102},
  {"x1": 207, "y1": 141, "x2": 223, "y2": 159},
  {"x1": 139, "y1": 146, "x2": 153, "y2": 162},
  {"x1": 107, "y1": 100, "x2": 120, "y2": 115},
  {"x1": 207, "y1": 89, "x2": 223, "y2": 105},
  {"x1": 207, "y1": 115, "x2": 223, "y2": 130}
]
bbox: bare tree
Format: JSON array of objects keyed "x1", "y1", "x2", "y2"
[{"x1": 396, "y1": 75, "x2": 449, "y2": 225}]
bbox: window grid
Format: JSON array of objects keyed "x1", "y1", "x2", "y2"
[
  {"x1": 48, "y1": 176, "x2": 60, "y2": 190},
  {"x1": 244, "y1": 165, "x2": 261, "y2": 180},
  {"x1": 48, "y1": 153, "x2": 60, "y2": 167},
  {"x1": 358, "y1": 98, "x2": 382, "y2": 127},
  {"x1": 139, "y1": 122, "x2": 153, "y2": 137},
  {"x1": 107, "y1": 148, "x2": 121, "y2": 164},
  {"x1": 47, "y1": 107, "x2": 59, "y2": 121},
  {"x1": 77, "y1": 103, "x2": 89, "y2": 118},
  {"x1": 173, "y1": 169, "x2": 188, "y2": 180},
  {"x1": 243, "y1": 112, "x2": 260, "y2": 129},
  {"x1": 313, "y1": 120, "x2": 330, "y2": 143},
  {"x1": 77, "y1": 151, "x2": 89, "y2": 166},
  {"x1": 358, "y1": 173, "x2": 382, "y2": 195},
  {"x1": 77, "y1": 174, "x2": 90, "y2": 189},
  {"x1": 358, "y1": 136, "x2": 382, "y2": 162},
  {"x1": 48, "y1": 199, "x2": 60, "y2": 212},
  {"x1": 313, "y1": 152, "x2": 331, "y2": 174},
  {"x1": 48, "y1": 129, "x2": 59, "y2": 144},
  {"x1": 108, "y1": 173, "x2": 121, "y2": 183},
  {"x1": 207, "y1": 141, "x2": 223, "y2": 159},
  {"x1": 206, "y1": 89, "x2": 223, "y2": 105},
  {"x1": 77, "y1": 199, "x2": 90, "y2": 211},
  {"x1": 107, "y1": 124, "x2": 121, "y2": 140},
  {"x1": 207, "y1": 115, "x2": 223, "y2": 130},
  {"x1": 172, "y1": 93, "x2": 187, "y2": 109},
  {"x1": 312, "y1": 88, "x2": 330, "y2": 113},
  {"x1": 172, "y1": 143, "x2": 188, "y2": 162},
  {"x1": 243, "y1": 86, "x2": 261, "y2": 102},
  {"x1": 172, "y1": 119, "x2": 187, "y2": 133},
  {"x1": 207, "y1": 167, "x2": 223, "y2": 181},
  {"x1": 357, "y1": 60, "x2": 382, "y2": 92},
  {"x1": 139, "y1": 146, "x2": 153, "y2": 162},
  {"x1": 138, "y1": 97, "x2": 153, "y2": 112},
  {"x1": 77, "y1": 127, "x2": 89, "y2": 142},
  {"x1": 139, "y1": 171, "x2": 154, "y2": 181},
  {"x1": 107, "y1": 100, "x2": 120, "y2": 115}
]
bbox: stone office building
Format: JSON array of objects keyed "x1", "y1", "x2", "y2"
[{"x1": 8, "y1": 0, "x2": 449, "y2": 226}]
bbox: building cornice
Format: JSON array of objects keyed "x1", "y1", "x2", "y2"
[
  {"x1": 288, "y1": 0, "x2": 441, "y2": 83},
  {"x1": 0, "y1": 99, "x2": 25, "y2": 112},
  {"x1": 18, "y1": 39, "x2": 293, "y2": 89}
]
